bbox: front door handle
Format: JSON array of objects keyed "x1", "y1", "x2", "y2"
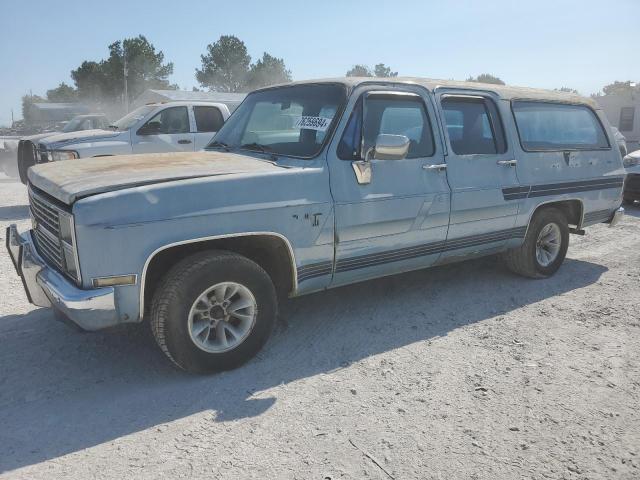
[
  {"x1": 423, "y1": 163, "x2": 447, "y2": 171},
  {"x1": 497, "y1": 159, "x2": 517, "y2": 167},
  {"x1": 178, "y1": 139, "x2": 192, "y2": 145}
]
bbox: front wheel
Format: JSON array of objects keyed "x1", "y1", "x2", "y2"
[
  {"x1": 502, "y1": 207, "x2": 569, "y2": 278},
  {"x1": 150, "y1": 250, "x2": 277, "y2": 373}
]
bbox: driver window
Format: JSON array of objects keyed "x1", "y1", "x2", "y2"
[
  {"x1": 338, "y1": 94, "x2": 435, "y2": 160},
  {"x1": 142, "y1": 106, "x2": 190, "y2": 134}
]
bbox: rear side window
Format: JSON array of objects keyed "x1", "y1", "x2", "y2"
[
  {"x1": 441, "y1": 96, "x2": 507, "y2": 155},
  {"x1": 194, "y1": 106, "x2": 224, "y2": 133},
  {"x1": 512, "y1": 101, "x2": 609, "y2": 151}
]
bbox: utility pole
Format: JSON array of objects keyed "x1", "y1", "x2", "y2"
[
  {"x1": 123, "y1": 46, "x2": 129, "y2": 113},
  {"x1": 11, "y1": 109, "x2": 14, "y2": 127}
]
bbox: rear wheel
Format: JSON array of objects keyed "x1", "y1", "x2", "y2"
[
  {"x1": 150, "y1": 250, "x2": 277, "y2": 373},
  {"x1": 502, "y1": 207, "x2": 569, "y2": 278}
]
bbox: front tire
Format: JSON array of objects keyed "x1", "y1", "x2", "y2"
[
  {"x1": 502, "y1": 207, "x2": 569, "y2": 278},
  {"x1": 150, "y1": 250, "x2": 277, "y2": 373}
]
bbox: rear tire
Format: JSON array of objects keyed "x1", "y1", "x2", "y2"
[
  {"x1": 502, "y1": 207, "x2": 569, "y2": 278},
  {"x1": 150, "y1": 250, "x2": 277, "y2": 373}
]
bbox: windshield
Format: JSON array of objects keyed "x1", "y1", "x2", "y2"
[
  {"x1": 110, "y1": 105, "x2": 155, "y2": 130},
  {"x1": 208, "y1": 84, "x2": 346, "y2": 158},
  {"x1": 62, "y1": 117, "x2": 84, "y2": 132}
]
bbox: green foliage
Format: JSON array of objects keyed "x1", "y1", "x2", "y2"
[
  {"x1": 555, "y1": 87, "x2": 579, "y2": 94},
  {"x1": 374, "y1": 63, "x2": 398, "y2": 78},
  {"x1": 21, "y1": 94, "x2": 46, "y2": 124},
  {"x1": 246, "y1": 53, "x2": 292, "y2": 90},
  {"x1": 599, "y1": 81, "x2": 639, "y2": 96},
  {"x1": 346, "y1": 65, "x2": 373, "y2": 77},
  {"x1": 71, "y1": 35, "x2": 174, "y2": 105},
  {"x1": 46, "y1": 82, "x2": 78, "y2": 102},
  {"x1": 346, "y1": 63, "x2": 398, "y2": 78},
  {"x1": 466, "y1": 74, "x2": 505, "y2": 85},
  {"x1": 195, "y1": 35, "x2": 252, "y2": 92}
]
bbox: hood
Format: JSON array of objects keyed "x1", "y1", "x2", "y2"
[
  {"x1": 39, "y1": 129, "x2": 120, "y2": 147},
  {"x1": 28, "y1": 150, "x2": 286, "y2": 204},
  {"x1": 20, "y1": 132, "x2": 62, "y2": 143}
]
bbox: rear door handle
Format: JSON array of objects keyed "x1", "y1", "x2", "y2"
[
  {"x1": 497, "y1": 159, "x2": 517, "y2": 167},
  {"x1": 178, "y1": 139, "x2": 192, "y2": 145},
  {"x1": 423, "y1": 163, "x2": 447, "y2": 171}
]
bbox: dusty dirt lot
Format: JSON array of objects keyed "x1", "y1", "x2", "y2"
[{"x1": 0, "y1": 172, "x2": 638, "y2": 479}]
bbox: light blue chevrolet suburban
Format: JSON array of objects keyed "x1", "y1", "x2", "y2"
[{"x1": 7, "y1": 77, "x2": 626, "y2": 373}]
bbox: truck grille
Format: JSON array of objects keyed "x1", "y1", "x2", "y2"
[{"x1": 28, "y1": 187, "x2": 79, "y2": 281}]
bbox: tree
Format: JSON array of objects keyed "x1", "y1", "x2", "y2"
[
  {"x1": 598, "y1": 80, "x2": 639, "y2": 97},
  {"x1": 21, "y1": 94, "x2": 46, "y2": 125},
  {"x1": 46, "y1": 82, "x2": 78, "y2": 102},
  {"x1": 346, "y1": 63, "x2": 398, "y2": 77},
  {"x1": 466, "y1": 74, "x2": 505, "y2": 85},
  {"x1": 196, "y1": 35, "x2": 251, "y2": 92},
  {"x1": 245, "y1": 53, "x2": 292, "y2": 90},
  {"x1": 346, "y1": 64, "x2": 373, "y2": 77},
  {"x1": 555, "y1": 87, "x2": 579, "y2": 94},
  {"x1": 374, "y1": 63, "x2": 398, "y2": 78},
  {"x1": 71, "y1": 35, "x2": 174, "y2": 106}
]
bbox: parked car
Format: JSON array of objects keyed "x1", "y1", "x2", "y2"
[
  {"x1": 26, "y1": 101, "x2": 237, "y2": 175},
  {"x1": 15, "y1": 114, "x2": 110, "y2": 182},
  {"x1": 7, "y1": 78, "x2": 626, "y2": 373},
  {"x1": 622, "y1": 149, "x2": 640, "y2": 205}
]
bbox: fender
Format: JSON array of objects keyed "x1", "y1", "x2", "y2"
[{"x1": 138, "y1": 231, "x2": 298, "y2": 315}]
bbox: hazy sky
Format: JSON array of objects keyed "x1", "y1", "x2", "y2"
[{"x1": 1, "y1": 0, "x2": 638, "y2": 126}]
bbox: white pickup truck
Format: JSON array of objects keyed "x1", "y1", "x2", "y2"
[{"x1": 29, "y1": 100, "x2": 242, "y2": 168}]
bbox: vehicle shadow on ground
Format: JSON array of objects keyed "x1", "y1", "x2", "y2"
[
  {"x1": 0, "y1": 204, "x2": 29, "y2": 221},
  {"x1": 0, "y1": 256, "x2": 607, "y2": 472}
]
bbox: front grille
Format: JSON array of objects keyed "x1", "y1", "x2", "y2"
[
  {"x1": 28, "y1": 188, "x2": 79, "y2": 281},
  {"x1": 29, "y1": 188, "x2": 65, "y2": 271}
]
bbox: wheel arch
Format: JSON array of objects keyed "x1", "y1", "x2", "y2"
[
  {"x1": 525, "y1": 198, "x2": 584, "y2": 235},
  {"x1": 140, "y1": 232, "x2": 297, "y2": 319}
]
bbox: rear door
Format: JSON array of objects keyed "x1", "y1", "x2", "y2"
[
  {"x1": 328, "y1": 85, "x2": 451, "y2": 286},
  {"x1": 435, "y1": 90, "x2": 523, "y2": 260},
  {"x1": 192, "y1": 105, "x2": 227, "y2": 150},
  {"x1": 132, "y1": 106, "x2": 195, "y2": 154}
]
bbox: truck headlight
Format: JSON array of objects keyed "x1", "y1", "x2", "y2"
[
  {"x1": 50, "y1": 150, "x2": 79, "y2": 161},
  {"x1": 58, "y1": 212, "x2": 80, "y2": 282},
  {"x1": 623, "y1": 154, "x2": 639, "y2": 168}
]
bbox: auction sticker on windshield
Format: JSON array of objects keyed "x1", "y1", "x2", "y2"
[{"x1": 293, "y1": 116, "x2": 333, "y2": 132}]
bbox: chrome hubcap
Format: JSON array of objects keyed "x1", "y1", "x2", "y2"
[
  {"x1": 535, "y1": 223, "x2": 561, "y2": 267},
  {"x1": 188, "y1": 282, "x2": 257, "y2": 353}
]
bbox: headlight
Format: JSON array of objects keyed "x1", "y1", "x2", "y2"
[
  {"x1": 50, "y1": 150, "x2": 79, "y2": 161},
  {"x1": 58, "y1": 212, "x2": 80, "y2": 282},
  {"x1": 623, "y1": 153, "x2": 640, "y2": 168}
]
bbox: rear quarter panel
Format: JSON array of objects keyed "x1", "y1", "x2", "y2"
[{"x1": 508, "y1": 105, "x2": 625, "y2": 240}]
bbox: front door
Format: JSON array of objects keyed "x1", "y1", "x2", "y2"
[
  {"x1": 435, "y1": 90, "x2": 522, "y2": 261},
  {"x1": 132, "y1": 105, "x2": 195, "y2": 154},
  {"x1": 327, "y1": 85, "x2": 451, "y2": 286}
]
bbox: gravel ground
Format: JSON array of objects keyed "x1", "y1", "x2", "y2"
[{"x1": 0, "y1": 172, "x2": 638, "y2": 479}]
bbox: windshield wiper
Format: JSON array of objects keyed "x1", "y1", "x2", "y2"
[
  {"x1": 239, "y1": 142, "x2": 273, "y2": 154},
  {"x1": 207, "y1": 140, "x2": 231, "y2": 151},
  {"x1": 107, "y1": 125, "x2": 119, "y2": 130}
]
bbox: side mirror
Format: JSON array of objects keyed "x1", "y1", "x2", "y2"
[
  {"x1": 369, "y1": 134, "x2": 410, "y2": 161},
  {"x1": 352, "y1": 134, "x2": 410, "y2": 185},
  {"x1": 138, "y1": 122, "x2": 161, "y2": 136}
]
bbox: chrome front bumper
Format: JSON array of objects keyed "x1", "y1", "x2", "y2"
[{"x1": 6, "y1": 224, "x2": 119, "y2": 331}]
